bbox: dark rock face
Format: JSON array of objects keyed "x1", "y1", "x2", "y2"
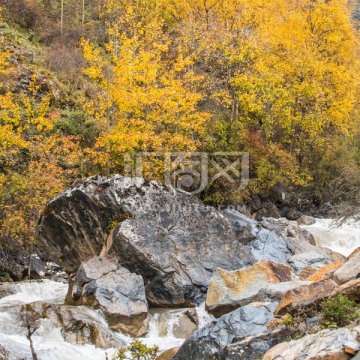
[
  {"x1": 66, "y1": 257, "x2": 149, "y2": 337},
  {"x1": 174, "y1": 302, "x2": 277, "y2": 360},
  {"x1": 223, "y1": 327, "x2": 291, "y2": 360},
  {"x1": 38, "y1": 176, "x2": 255, "y2": 307}
]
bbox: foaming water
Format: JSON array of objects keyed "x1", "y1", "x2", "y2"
[
  {"x1": 301, "y1": 218, "x2": 360, "y2": 256},
  {"x1": 139, "y1": 302, "x2": 215, "y2": 352},
  {"x1": 0, "y1": 280, "x2": 68, "y2": 307},
  {"x1": 0, "y1": 280, "x2": 213, "y2": 359}
]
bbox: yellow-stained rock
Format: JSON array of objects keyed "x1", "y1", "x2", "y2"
[
  {"x1": 156, "y1": 347, "x2": 180, "y2": 360},
  {"x1": 299, "y1": 266, "x2": 317, "y2": 280},
  {"x1": 349, "y1": 247, "x2": 360, "y2": 259},
  {"x1": 306, "y1": 260, "x2": 344, "y2": 282},
  {"x1": 275, "y1": 279, "x2": 338, "y2": 316},
  {"x1": 206, "y1": 260, "x2": 292, "y2": 317}
]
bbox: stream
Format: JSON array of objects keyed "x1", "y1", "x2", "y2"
[
  {"x1": 0, "y1": 280, "x2": 213, "y2": 360},
  {"x1": 0, "y1": 218, "x2": 358, "y2": 359}
]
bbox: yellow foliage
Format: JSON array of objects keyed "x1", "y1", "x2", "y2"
[{"x1": 82, "y1": 3, "x2": 211, "y2": 176}]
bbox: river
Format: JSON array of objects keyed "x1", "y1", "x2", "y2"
[{"x1": 0, "y1": 218, "x2": 358, "y2": 359}]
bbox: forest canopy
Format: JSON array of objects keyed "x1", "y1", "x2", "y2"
[{"x1": 0, "y1": 0, "x2": 359, "y2": 245}]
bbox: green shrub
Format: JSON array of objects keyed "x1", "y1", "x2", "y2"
[
  {"x1": 113, "y1": 340, "x2": 159, "y2": 360},
  {"x1": 320, "y1": 295, "x2": 359, "y2": 327}
]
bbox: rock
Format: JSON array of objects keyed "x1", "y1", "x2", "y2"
[
  {"x1": 298, "y1": 266, "x2": 317, "y2": 280},
  {"x1": 263, "y1": 218, "x2": 345, "y2": 263},
  {"x1": 333, "y1": 253, "x2": 360, "y2": 284},
  {"x1": 156, "y1": 308, "x2": 199, "y2": 339},
  {"x1": 0, "y1": 283, "x2": 17, "y2": 298},
  {"x1": 174, "y1": 302, "x2": 277, "y2": 360},
  {"x1": 66, "y1": 256, "x2": 149, "y2": 337},
  {"x1": 254, "y1": 205, "x2": 281, "y2": 220},
  {"x1": 349, "y1": 247, "x2": 360, "y2": 258},
  {"x1": 287, "y1": 252, "x2": 332, "y2": 274},
  {"x1": 264, "y1": 328, "x2": 359, "y2": 360},
  {"x1": 275, "y1": 279, "x2": 338, "y2": 316},
  {"x1": 297, "y1": 215, "x2": 316, "y2": 225},
  {"x1": 255, "y1": 281, "x2": 312, "y2": 302},
  {"x1": 247, "y1": 228, "x2": 292, "y2": 264},
  {"x1": 205, "y1": 261, "x2": 292, "y2": 317},
  {"x1": 222, "y1": 327, "x2": 291, "y2": 360},
  {"x1": 0, "y1": 272, "x2": 13, "y2": 282},
  {"x1": 222, "y1": 209, "x2": 258, "y2": 244},
  {"x1": 306, "y1": 260, "x2": 344, "y2": 282},
  {"x1": 286, "y1": 208, "x2": 302, "y2": 220},
  {"x1": 23, "y1": 254, "x2": 46, "y2": 279},
  {"x1": 26, "y1": 302, "x2": 125, "y2": 349},
  {"x1": 156, "y1": 347, "x2": 180, "y2": 360},
  {"x1": 173, "y1": 309, "x2": 199, "y2": 339},
  {"x1": 38, "y1": 176, "x2": 255, "y2": 307},
  {"x1": 333, "y1": 278, "x2": 360, "y2": 301}
]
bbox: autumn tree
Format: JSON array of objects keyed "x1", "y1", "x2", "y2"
[
  {"x1": 0, "y1": 19, "x2": 81, "y2": 246},
  {"x1": 82, "y1": 0, "x2": 210, "y2": 178}
]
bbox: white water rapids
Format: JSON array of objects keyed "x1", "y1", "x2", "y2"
[
  {"x1": 300, "y1": 218, "x2": 360, "y2": 257},
  {"x1": 0, "y1": 280, "x2": 214, "y2": 360},
  {"x1": 0, "y1": 218, "x2": 358, "y2": 359}
]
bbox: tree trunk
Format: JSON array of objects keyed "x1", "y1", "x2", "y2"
[{"x1": 60, "y1": 0, "x2": 64, "y2": 36}]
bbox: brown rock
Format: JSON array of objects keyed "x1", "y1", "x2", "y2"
[
  {"x1": 333, "y1": 253, "x2": 360, "y2": 285},
  {"x1": 333, "y1": 278, "x2": 360, "y2": 301},
  {"x1": 307, "y1": 261, "x2": 344, "y2": 282},
  {"x1": 156, "y1": 347, "x2": 180, "y2": 360},
  {"x1": 349, "y1": 247, "x2": 360, "y2": 259},
  {"x1": 298, "y1": 266, "x2": 316, "y2": 280},
  {"x1": 173, "y1": 309, "x2": 198, "y2": 339},
  {"x1": 275, "y1": 280, "x2": 338, "y2": 316},
  {"x1": 264, "y1": 328, "x2": 357, "y2": 360},
  {"x1": 206, "y1": 260, "x2": 292, "y2": 317}
]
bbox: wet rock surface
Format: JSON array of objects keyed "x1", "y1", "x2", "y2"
[{"x1": 26, "y1": 302, "x2": 126, "y2": 349}]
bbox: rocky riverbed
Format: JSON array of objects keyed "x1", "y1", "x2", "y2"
[{"x1": 0, "y1": 175, "x2": 359, "y2": 360}]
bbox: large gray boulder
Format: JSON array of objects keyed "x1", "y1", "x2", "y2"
[
  {"x1": 66, "y1": 256, "x2": 149, "y2": 337},
  {"x1": 174, "y1": 302, "x2": 277, "y2": 360},
  {"x1": 223, "y1": 209, "x2": 292, "y2": 263},
  {"x1": 38, "y1": 176, "x2": 255, "y2": 307}
]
